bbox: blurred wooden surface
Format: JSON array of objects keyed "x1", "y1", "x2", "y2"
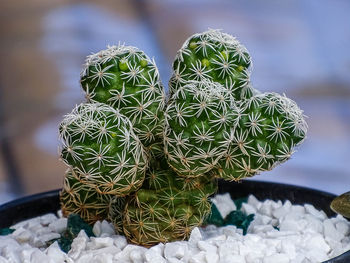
[{"x1": 0, "y1": 0, "x2": 349, "y2": 202}]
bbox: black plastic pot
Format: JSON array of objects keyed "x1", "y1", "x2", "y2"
[{"x1": 0, "y1": 180, "x2": 349, "y2": 263}]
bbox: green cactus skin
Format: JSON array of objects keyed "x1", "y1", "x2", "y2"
[
  {"x1": 108, "y1": 195, "x2": 126, "y2": 234},
  {"x1": 169, "y1": 29, "x2": 256, "y2": 100},
  {"x1": 80, "y1": 44, "x2": 166, "y2": 147},
  {"x1": 60, "y1": 168, "x2": 113, "y2": 225},
  {"x1": 59, "y1": 102, "x2": 148, "y2": 196},
  {"x1": 331, "y1": 192, "x2": 350, "y2": 218},
  {"x1": 119, "y1": 161, "x2": 217, "y2": 246},
  {"x1": 212, "y1": 92, "x2": 308, "y2": 181},
  {"x1": 163, "y1": 80, "x2": 236, "y2": 178}
]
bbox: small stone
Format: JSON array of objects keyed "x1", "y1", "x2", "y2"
[
  {"x1": 68, "y1": 230, "x2": 89, "y2": 260},
  {"x1": 49, "y1": 218, "x2": 67, "y2": 233},
  {"x1": 305, "y1": 234, "x2": 330, "y2": 253},
  {"x1": 189, "y1": 251, "x2": 206, "y2": 263},
  {"x1": 130, "y1": 248, "x2": 145, "y2": 263},
  {"x1": 89, "y1": 237, "x2": 114, "y2": 249},
  {"x1": 100, "y1": 220, "x2": 115, "y2": 236},
  {"x1": 40, "y1": 213, "x2": 58, "y2": 226},
  {"x1": 241, "y1": 203, "x2": 256, "y2": 215},
  {"x1": 205, "y1": 252, "x2": 219, "y2": 263},
  {"x1": 113, "y1": 235, "x2": 128, "y2": 250},
  {"x1": 164, "y1": 241, "x2": 188, "y2": 260},
  {"x1": 188, "y1": 227, "x2": 202, "y2": 245},
  {"x1": 336, "y1": 221, "x2": 350, "y2": 236},
  {"x1": 30, "y1": 249, "x2": 53, "y2": 263},
  {"x1": 304, "y1": 204, "x2": 327, "y2": 220},
  {"x1": 324, "y1": 219, "x2": 343, "y2": 242},
  {"x1": 45, "y1": 242, "x2": 71, "y2": 263},
  {"x1": 197, "y1": 240, "x2": 217, "y2": 253},
  {"x1": 262, "y1": 253, "x2": 289, "y2": 263},
  {"x1": 92, "y1": 253, "x2": 113, "y2": 263},
  {"x1": 211, "y1": 193, "x2": 237, "y2": 218},
  {"x1": 12, "y1": 227, "x2": 32, "y2": 243},
  {"x1": 144, "y1": 249, "x2": 166, "y2": 263},
  {"x1": 247, "y1": 195, "x2": 261, "y2": 209},
  {"x1": 92, "y1": 221, "x2": 102, "y2": 237}
]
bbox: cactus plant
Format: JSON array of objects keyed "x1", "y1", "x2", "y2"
[
  {"x1": 212, "y1": 92, "x2": 308, "y2": 180},
  {"x1": 57, "y1": 29, "x2": 308, "y2": 247},
  {"x1": 60, "y1": 168, "x2": 113, "y2": 224},
  {"x1": 163, "y1": 80, "x2": 236, "y2": 178},
  {"x1": 169, "y1": 29, "x2": 257, "y2": 100},
  {"x1": 117, "y1": 159, "x2": 217, "y2": 246},
  {"x1": 59, "y1": 102, "x2": 148, "y2": 197},
  {"x1": 80, "y1": 44, "x2": 166, "y2": 147}
]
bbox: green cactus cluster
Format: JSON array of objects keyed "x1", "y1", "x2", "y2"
[{"x1": 58, "y1": 29, "x2": 307, "y2": 247}]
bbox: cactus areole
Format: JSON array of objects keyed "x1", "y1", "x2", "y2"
[{"x1": 59, "y1": 29, "x2": 308, "y2": 246}]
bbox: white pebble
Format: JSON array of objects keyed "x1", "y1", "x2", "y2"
[
  {"x1": 323, "y1": 219, "x2": 343, "y2": 242},
  {"x1": 30, "y1": 249, "x2": 53, "y2": 263},
  {"x1": 262, "y1": 253, "x2": 289, "y2": 263},
  {"x1": 113, "y1": 235, "x2": 128, "y2": 250},
  {"x1": 68, "y1": 230, "x2": 88, "y2": 260},
  {"x1": 92, "y1": 221, "x2": 102, "y2": 237},
  {"x1": 48, "y1": 218, "x2": 67, "y2": 233},
  {"x1": 89, "y1": 237, "x2": 114, "y2": 249},
  {"x1": 144, "y1": 249, "x2": 166, "y2": 263},
  {"x1": 188, "y1": 227, "x2": 202, "y2": 245},
  {"x1": 210, "y1": 193, "x2": 236, "y2": 218},
  {"x1": 164, "y1": 241, "x2": 188, "y2": 260},
  {"x1": 45, "y1": 242, "x2": 72, "y2": 263},
  {"x1": 100, "y1": 220, "x2": 115, "y2": 236},
  {"x1": 304, "y1": 204, "x2": 327, "y2": 220},
  {"x1": 40, "y1": 213, "x2": 58, "y2": 226},
  {"x1": 189, "y1": 251, "x2": 206, "y2": 263}
]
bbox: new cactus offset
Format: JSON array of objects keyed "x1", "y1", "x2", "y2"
[
  {"x1": 59, "y1": 102, "x2": 148, "y2": 197},
  {"x1": 212, "y1": 92, "x2": 308, "y2": 180},
  {"x1": 170, "y1": 29, "x2": 257, "y2": 100},
  {"x1": 80, "y1": 44, "x2": 166, "y2": 147}
]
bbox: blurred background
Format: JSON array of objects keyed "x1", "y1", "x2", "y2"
[{"x1": 0, "y1": 0, "x2": 349, "y2": 204}]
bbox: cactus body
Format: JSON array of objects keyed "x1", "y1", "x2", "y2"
[
  {"x1": 170, "y1": 29, "x2": 255, "y2": 100},
  {"x1": 80, "y1": 45, "x2": 166, "y2": 147},
  {"x1": 59, "y1": 103, "x2": 148, "y2": 196},
  {"x1": 212, "y1": 92, "x2": 307, "y2": 180},
  {"x1": 60, "y1": 168, "x2": 113, "y2": 224},
  {"x1": 164, "y1": 80, "x2": 236, "y2": 177},
  {"x1": 119, "y1": 160, "x2": 217, "y2": 246}
]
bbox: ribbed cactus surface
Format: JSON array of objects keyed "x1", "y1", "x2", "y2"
[
  {"x1": 170, "y1": 29, "x2": 256, "y2": 100},
  {"x1": 119, "y1": 160, "x2": 217, "y2": 246},
  {"x1": 59, "y1": 103, "x2": 148, "y2": 196},
  {"x1": 212, "y1": 92, "x2": 307, "y2": 180},
  {"x1": 60, "y1": 168, "x2": 113, "y2": 225},
  {"x1": 164, "y1": 80, "x2": 236, "y2": 177},
  {"x1": 80, "y1": 45, "x2": 166, "y2": 147}
]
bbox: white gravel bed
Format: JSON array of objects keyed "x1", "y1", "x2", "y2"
[{"x1": 1, "y1": 194, "x2": 350, "y2": 263}]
